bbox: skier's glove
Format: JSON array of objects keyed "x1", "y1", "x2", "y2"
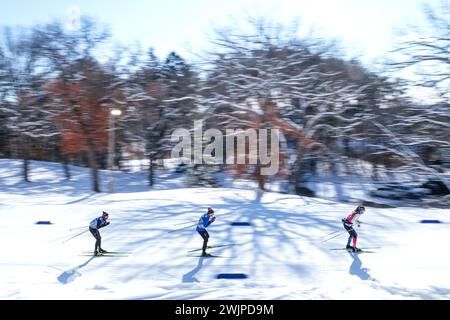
[
  {"x1": 211, "y1": 217, "x2": 216, "y2": 222},
  {"x1": 106, "y1": 222, "x2": 110, "y2": 226}
]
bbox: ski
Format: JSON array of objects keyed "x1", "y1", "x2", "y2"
[
  {"x1": 188, "y1": 243, "x2": 238, "y2": 252},
  {"x1": 81, "y1": 251, "x2": 129, "y2": 257},
  {"x1": 330, "y1": 247, "x2": 380, "y2": 250},
  {"x1": 329, "y1": 248, "x2": 376, "y2": 253},
  {"x1": 188, "y1": 254, "x2": 230, "y2": 258},
  {"x1": 82, "y1": 251, "x2": 130, "y2": 254},
  {"x1": 80, "y1": 254, "x2": 128, "y2": 257}
]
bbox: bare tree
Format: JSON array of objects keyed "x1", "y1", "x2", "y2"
[
  {"x1": 390, "y1": 1, "x2": 449, "y2": 100},
  {"x1": 115, "y1": 49, "x2": 200, "y2": 186},
  {"x1": 0, "y1": 27, "x2": 58, "y2": 181},
  {"x1": 199, "y1": 19, "x2": 364, "y2": 192},
  {"x1": 34, "y1": 18, "x2": 115, "y2": 192},
  {"x1": 111, "y1": 48, "x2": 164, "y2": 186},
  {"x1": 379, "y1": 1, "x2": 450, "y2": 189}
]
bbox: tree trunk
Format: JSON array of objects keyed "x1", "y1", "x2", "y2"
[
  {"x1": 91, "y1": 165, "x2": 100, "y2": 193},
  {"x1": 294, "y1": 141, "x2": 304, "y2": 194},
  {"x1": 115, "y1": 144, "x2": 122, "y2": 170},
  {"x1": 85, "y1": 140, "x2": 100, "y2": 192},
  {"x1": 62, "y1": 155, "x2": 71, "y2": 180},
  {"x1": 256, "y1": 162, "x2": 266, "y2": 190},
  {"x1": 23, "y1": 158, "x2": 30, "y2": 182},
  {"x1": 148, "y1": 155, "x2": 154, "y2": 186},
  {"x1": 257, "y1": 175, "x2": 266, "y2": 190},
  {"x1": 22, "y1": 137, "x2": 30, "y2": 182},
  {"x1": 294, "y1": 141, "x2": 315, "y2": 197},
  {"x1": 372, "y1": 164, "x2": 380, "y2": 181}
]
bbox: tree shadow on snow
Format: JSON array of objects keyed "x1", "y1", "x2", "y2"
[
  {"x1": 200, "y1": 193, "x2": 335, "y2": 280},
  {"x1": 82, "y1": 188, "x2": 406, "y2": 291}
]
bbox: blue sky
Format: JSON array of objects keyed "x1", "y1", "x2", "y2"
[{"x1": 0, "y1": 0, "x2": 440, "y2": 63}]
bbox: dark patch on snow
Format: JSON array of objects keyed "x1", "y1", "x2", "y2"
[
  {"x1": 231, "y1": 222, "x2": 252, "y2": 226},
  {"x1": 420, "y1": 220, "x2": 442, "y2": 224},
  {"x1": 216, "y1": 273, "x2": 248, "y2": 279},
  {"x1": 36, "y1": 221, "x2": 53, "y2": 225}
]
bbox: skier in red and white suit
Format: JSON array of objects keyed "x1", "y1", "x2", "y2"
[{"x1": 342, "y1": 205, "x2": 365, "y2": 252}]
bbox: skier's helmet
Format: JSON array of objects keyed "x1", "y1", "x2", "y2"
[
  {"x1": 102, "y1": 211, "x2": 109, "y2": 218},
  {"x1": 356, "y1": 206, "x2": 365, "y2": 214},
  {"x1": 207, "y1": 207, "x2": 214, "y2": 214}
]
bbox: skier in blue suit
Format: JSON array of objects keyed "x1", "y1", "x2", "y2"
[
  {"x1": 196, "y1": 207, "x2": 216, "y2": 257},
  {"x1": 89, "y1": 211, "x2": 110, "y2": 256}
]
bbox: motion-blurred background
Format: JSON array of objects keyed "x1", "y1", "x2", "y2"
[{"x1": 0, "y1": 0, "x2": 448, "y2": 207}]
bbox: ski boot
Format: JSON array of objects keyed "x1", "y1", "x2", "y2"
[
  {"x1": 201, "y1": 252, "x2": 212, "y2": 257},
  {"x1": 94, "y1": 250, "x2": 103, "y2": 256},
  {"x1": 346, "y1": 245, "x2": 353, "y2": 251},
  {"x1": 99, "y1": 248, "x2": 108, "y2": 253}
]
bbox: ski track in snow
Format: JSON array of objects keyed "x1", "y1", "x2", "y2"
[{"x1": 0, "y1": 159, "x2": 449, "y2": 299}]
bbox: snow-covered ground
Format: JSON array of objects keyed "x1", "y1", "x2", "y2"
[{"x1": 0, "y1": 159, "x2": 449, "y2": 299}]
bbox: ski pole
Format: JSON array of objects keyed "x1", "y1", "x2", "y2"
[
  {"x1": 321, "y1": 231, "x2": 347, "y2": 243},
  {"x1": 168, "y1": 223, "x2": 197, "y2": 233},
  {"x1": 70, "y1": 226, "x2": 87, "y2": 231},
  {"x1": 63, "y1": 229, "x2": 89, "y2": 243},
  {"x1": 173, "y1": 221, "x2": 195, "y2": 226},
  {"x1": 320, "y1": 229, "x2": 341, "y2": 238}
]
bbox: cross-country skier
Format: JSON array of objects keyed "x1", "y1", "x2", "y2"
[
  {"x1": 342, "y1": 205, "x2": 365, "y2": 252},
  {"x1": 196, "y1": 207, "x2": 216, "y2": 257},
  {"x1": 89, "y1": 211, "x2": 110, "y2": 256}
]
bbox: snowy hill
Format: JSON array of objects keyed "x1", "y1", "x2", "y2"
[{"x1": 0, "y1": 159, "x2": 449, "y2": 299}]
